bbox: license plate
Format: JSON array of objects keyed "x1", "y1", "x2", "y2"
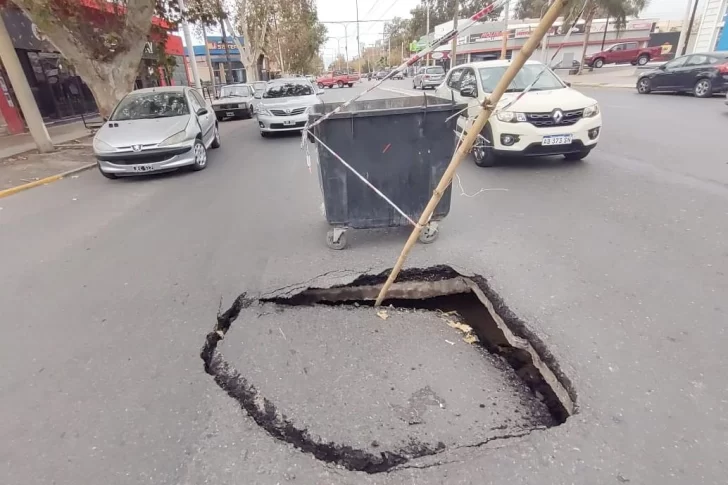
[
  {"x1": 542, "y1": 135, "x2": 573, "y2": 146},
  {"x1": 283, "y1": 120, "x2": 296, "y2": 126},
  {"x1": 132, "y1": 164, "x2": 154, "y2": 173},
  {"x1": 226, "y1": 112, "x2": 235, "y2": 117}
]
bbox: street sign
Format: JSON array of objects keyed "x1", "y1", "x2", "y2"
[{"x1": 431, "y1": 52, "x2": 444, "y2": 60}]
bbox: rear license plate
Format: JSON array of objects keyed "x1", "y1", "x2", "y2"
[
  {"x1": 542, "y1": 135, "x2": 573, "y2": 146},
  {"x1": 226, "y1": 112, "x2": 235, "y2": 117},
  {"x1": 283, "y1": 120, "x2": 296, "y2": 126},
  {"x1": 132, "y1": 164, "x2": 154, "y2": 173}
]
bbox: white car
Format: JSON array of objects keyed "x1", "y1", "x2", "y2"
[
  {"x1": 255, "y1": 78, "x2": 323, "y2": 138},
  {"x1": 435, "y1": 60, "x2": 602, "y2": 166}
]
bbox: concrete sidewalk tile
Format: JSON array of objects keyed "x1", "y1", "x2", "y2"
[{"x1": 0, "y1": 145, "x2": 96, "y2": 197}]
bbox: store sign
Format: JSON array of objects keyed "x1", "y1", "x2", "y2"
[
  {"x1": 469, "y1": 31, "x2": 503, "y2": 43},
  {"x1": 627, "y1": 20, "x2": 654, "y2": 31},
  {"x1": 208, "y1": 41, "x2": 237, "y2": 51},
  {"x1": 514, "y1": 28, "x2": 531, "y2": 39}
]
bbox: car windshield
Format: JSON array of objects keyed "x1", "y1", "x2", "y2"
[
  {"x1": 262, "y1": 81, "x2": 313, "y2": 98},
  {"x1": 253, "y1": 82, "x2": 266, "y2": 92},
  {"x1": 110, "y1": 91, "x2": 189, "y2": 121},
  {"x1": 478, "y1": 65, "x2": 565, "y2": 93},
  {"x1": 220, "y1": 85, "x2": 252, "y2": 98},
  {"x1": 426, "y1": 67, "x2": 445, "y2": 74}
]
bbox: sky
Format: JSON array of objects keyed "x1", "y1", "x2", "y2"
[{"x1": 314, "y1": 0, "x2": 699, "y2": 67}]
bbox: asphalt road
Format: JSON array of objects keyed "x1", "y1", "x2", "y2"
[{"x1": 1, "y1": 81, "x2": 727, "y2": 484}]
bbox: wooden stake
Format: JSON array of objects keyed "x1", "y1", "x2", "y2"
[{"x1": 374, "y1": 0, "x2": 571, "y2": 307}]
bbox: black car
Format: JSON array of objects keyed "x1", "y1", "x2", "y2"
[{"x1": 636, "y1": 52, "x2": 728, "y2": 98}]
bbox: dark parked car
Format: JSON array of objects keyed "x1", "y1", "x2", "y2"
[
  {"x1": 375, "y1": 70, "x2": 389, "y2": 80},
  {"x1": 636, "y1": 52, "x2": 728, "y2": 98}
]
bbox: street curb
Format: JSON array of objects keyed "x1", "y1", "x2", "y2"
[
  {"x1": 569, "y1": 82, "x2": 634, "y2": 89},
  {"x1": 0, "y1": 162, "x2": 96, "y2": 199}
]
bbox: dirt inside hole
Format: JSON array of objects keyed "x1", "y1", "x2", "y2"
[{"x1": 201, "y1": 266, "x2": 576, "y2": 474}]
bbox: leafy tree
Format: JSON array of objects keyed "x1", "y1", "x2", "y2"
[
  {"x1": 514, "y1": 0, "x2": 549, "y2": 19},
  {"x1": 268, "y1": 0, "x2": 327, "y2": 75},
  {"x1": 8, "y1": 0, "x2": 178, "y2": 117}
]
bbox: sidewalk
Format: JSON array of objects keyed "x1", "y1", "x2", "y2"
[
  {"x1": 0, "y1": 120, "x2": 95, "y2": 159},
  {"x1": 561, "y1": 66, "x2": 639, "y2": 89},
  {"x1": 0, "y1": 121, "x2": 98, "y2": 197}
]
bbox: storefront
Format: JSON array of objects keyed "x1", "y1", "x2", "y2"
[{"x1": 0, "y1": 6, "x2": 189, "y2": 132}]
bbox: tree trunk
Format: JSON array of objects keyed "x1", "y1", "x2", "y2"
[{"x1": 577, "y1": 8, "x2": 595, "y2": 75}]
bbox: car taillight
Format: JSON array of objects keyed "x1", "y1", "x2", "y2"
[{"x1": 717, "y1": 63, "x2": 728, "y2": 74}]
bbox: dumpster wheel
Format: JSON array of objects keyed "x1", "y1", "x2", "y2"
[
  {"x1": 326, "y1": 228, "x2": 348, "y2": 250},
  {"x1": 418, "y1": 222, "x2": 439, "y2": 244}
]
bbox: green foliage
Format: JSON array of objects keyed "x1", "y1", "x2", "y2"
[{"x1": 271, "y1": 0, "x2": 327, "y2": 74}]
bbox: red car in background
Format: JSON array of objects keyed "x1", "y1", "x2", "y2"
[
  {"x1": 316, "y1": 71, "x2": 360, "y2": 88},
  {"x1": 585, "y1": 42, "x2": 663, "y2": 68}
]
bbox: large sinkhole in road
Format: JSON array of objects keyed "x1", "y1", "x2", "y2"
[{"x1": 201, "y1": 265, "x2": 576, "y2": 474}]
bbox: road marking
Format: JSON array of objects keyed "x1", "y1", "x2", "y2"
[{"x1": 0, "y1": 162, "x2": 96, "y2": 199}]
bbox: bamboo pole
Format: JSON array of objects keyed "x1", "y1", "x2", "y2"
[{"x1": 374, "y1": 0, "x2": 571, "y2": 307}]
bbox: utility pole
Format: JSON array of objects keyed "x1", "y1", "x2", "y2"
[
  {"x1": 272, "y1": 14, "x2": 286, "y2": 73},
  {"x1": 425, "y1": 0, "x2": 431, "y2": 66},
  {"x1": 682, "y1": 0, "x2": 700, "y2": 55},
  {"x1": 177, "y1": 0, "x2": 202, "y2": 90},
  {"x1": 344, "y1": 24, "x2": 350, "y2": 71},
  {"x1": 356, "y1": 0, "x2": 362, "y2": 77},
  {"x1": 500, "y1": 0, "x2": 510, "y2": 59},
  {"x1": 388, "y1": 33, "x2": 391, "y2": 65},
  {"x1": 450, "y1": 0, "x2": 459, "y2": 69},
  {"x1": 0, "y1": 13, "x2": 53, "y2": 152},
  {"x1": 201, "y1": 24, "x2": 216, "y2": 90},
  {"x1": 676, "y1": 0, "x2": 694, "y2": 56}
]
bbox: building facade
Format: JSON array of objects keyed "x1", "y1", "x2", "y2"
[
  {"x1": 694, "y1": 0, "x2": 727, "y2": 52},
  {"x1": 418, "y1": 17, "x2": 658, "y2": 68},
  {"x1": 185, "y1": 36, "x2": 247, "y2": 85},
  {"x1": 0, "y1": 5, "x2": 189, "y2": 135}
]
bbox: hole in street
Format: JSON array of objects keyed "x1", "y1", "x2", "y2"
[{"x1": 201, "y1": 265, "x2": 576, "y2": 474}]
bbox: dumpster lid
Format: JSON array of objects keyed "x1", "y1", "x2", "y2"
[{"x1": 310, "y1": 95, "x2": 465, "y2": 119}]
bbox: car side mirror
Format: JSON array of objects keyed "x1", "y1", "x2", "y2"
[
  {"x1": 253, "y1": 93, "x2": 262, "y2": 99},
  {"x1": 564, "y1": 81, "x2": 571, "y2": 87},
  {"x1": 460, "y1": 84, "x2": 477, "y2": 98},
  {"x1": 196, "y1": 107, "x2": 208, "y2": 116},
  {"x1": 658, "y1": 64, "x2": 666, "y2": 70}
]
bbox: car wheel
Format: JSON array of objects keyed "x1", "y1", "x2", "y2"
[
  {"x1": 637, "y1": 77, "x2": 652, "y2": 94},
  {"x1": 337, "y1": 81, "x2": 344, "y2": 88},
  {"x1": 564, "y1": 149, "x2": 591, "y2": 161},
  {"x1": 210, "y1": 124, "x2": 221, "y2": 149},
  {"x1": 347, "y1": 83, "x2": 353, "y2": 87},
  {"x1": 637, "y1": 55, "x2": 649, "y2": 66},
  {"x1": 472, "y1": 126, "x2": 497, "y2": 167},
  {"x1": 98, "y1": 164, "x2": 117, "y2": 179},
  {"x1": 694, "y1": 78, "x2": 713, "y2": 98},
  {"x1": 247, "y1": 107, "x2": 254, "y2": 118},
  {"x1": 191, "y1": 138, "x2": 207, "y2": 171},
  {"x1": 413, "y1": 81, "x2": 417, "y2": 89},
  {"x1": 594, "y1": 58, "x2": 604, "y2": 68}
]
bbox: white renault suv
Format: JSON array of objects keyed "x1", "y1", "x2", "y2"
[{"x1": 435, "y1": 60, "x2": 602, "y2": 166}]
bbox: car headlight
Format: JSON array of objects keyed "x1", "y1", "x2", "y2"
[
  {"x1": 583, "y1": 104, "x2": 600, "y2": 117},
  {"x1": 158, "y1": 130, "x2": 187, "y2": 147},
  {"x1": 496, "y1": 111, "x2": 527, "y2": 123},
  {"x1": 93, "y1": 137, "x2": 114, "y2": 152},
  {"x1": 238, "y1": 103, "x2": 246, "y2": 109},
  {"x1": 258, "y1": 108, "x2": 272, "y2": 116}
]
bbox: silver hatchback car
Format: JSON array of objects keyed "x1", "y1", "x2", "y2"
[
  {"x1": 93, "y1": 86, "x2": 220, "y2": 179},
  {"x1": 255, "y1": 78, "x2": 324, "y2": 137}
]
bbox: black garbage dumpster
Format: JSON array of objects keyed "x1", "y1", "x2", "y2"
[{"x1": 308, "y1": 96, "x2": 465, "y2": 249}]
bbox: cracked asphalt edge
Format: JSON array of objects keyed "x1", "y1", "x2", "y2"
[{"x1": 200, "y1": 292, "x2": 448, "y2": 474}]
